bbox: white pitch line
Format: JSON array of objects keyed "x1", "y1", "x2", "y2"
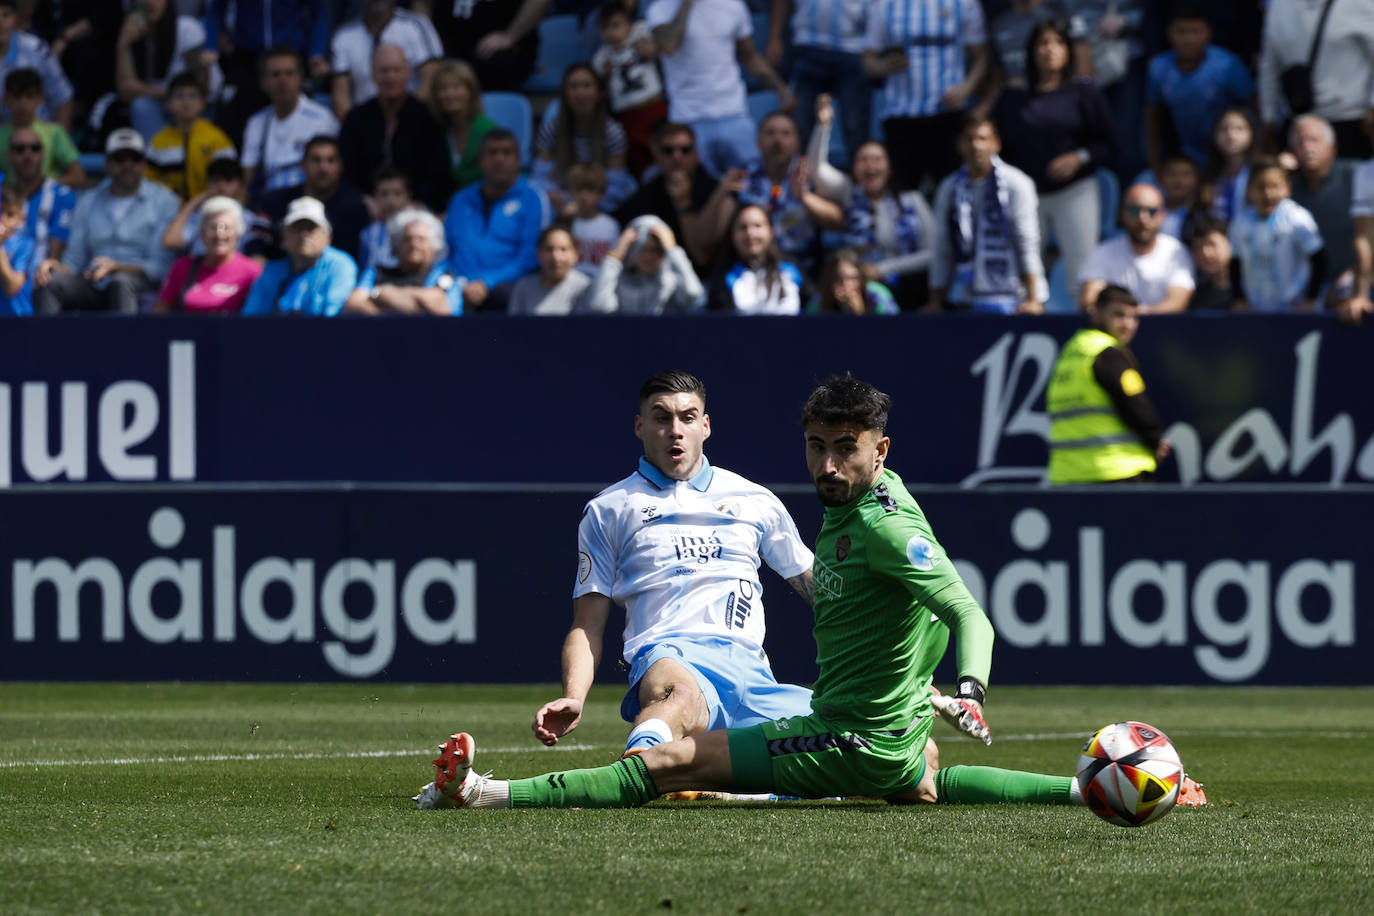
[
  {"x1": 4, "y1": 729, "x2": 1368, "y2": 770},
  {"x1": 0, "y1": 743, "x2": 613, "y2": 770}
]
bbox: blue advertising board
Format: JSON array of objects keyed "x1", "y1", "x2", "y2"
[
  {"x1": 0, "y1": 315, "x2": 1371, "y2": 488},
  {"x1": 2, "y1": 486, "x2": 1362, "y2": 686}
]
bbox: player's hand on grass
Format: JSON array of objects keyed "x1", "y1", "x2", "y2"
[
  {"x1": 931, "y1": 689, "x2": 992, "y2": 746},
  {"x1": 532, "y1": 697, "x2": 584, "y2": 746}
]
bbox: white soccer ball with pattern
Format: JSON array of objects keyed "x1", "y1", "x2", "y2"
[{"x1": 1076, "y1": 721, "x2": 1184, "y2": 828}]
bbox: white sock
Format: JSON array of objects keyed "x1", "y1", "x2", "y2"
[
  {"x1": 624, "y1": 718, "x2": 674, "y2": 753},
  {"x1": 464, "y1": 773, "x2": 511, "y2": 809},
  {"x1": 1069, "y1": 779, "x2": 1084, "y2": 805}
]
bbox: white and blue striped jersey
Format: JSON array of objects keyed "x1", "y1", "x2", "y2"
[
  {"x1": 575, "y1": 456, "x2": 813, "y2": 663},
  {"x1": 791, "y1": 0, "x2": 870, "y2": 55},
  {"x1": 1229, "y1": 198, "x2": 1324, "y2": 312},
  {"x1": 22, "y1": 178, "x2": 75, "y2": 264},
  {"x1": 241, "y1": 96, "x2": 340, "y2": 193},
  {"x1": 866, "y1": 0, "x2": 986, "y2": 120},
  {"x1": 0, "y1": 32, "x2": 74, "y2": 123}
]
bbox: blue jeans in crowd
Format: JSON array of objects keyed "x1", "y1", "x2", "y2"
[{"x1": 789, "y1": 45, "x2": 872, "y2": 170}]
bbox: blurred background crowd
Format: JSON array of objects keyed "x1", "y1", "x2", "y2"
[{"x1": 0, "y1": 0, "x2": 1370, "y2": 322}]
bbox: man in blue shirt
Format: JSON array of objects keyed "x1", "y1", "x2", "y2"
[
  {"x1": 444, "y1": 129, "x2": 551, "y2": 312},
  {"x1": 242, "y1": 196, "x2": 356, "y2": 316},
  {"x1": 4, "y1": 125, "x2": 74, "y2": 263},
  {"x1": 33, "y1": 129, "x2": 179, "y2": 314},
  {"x1": 1144, "y1": 5, "x2": 1255, "y2": 175}
]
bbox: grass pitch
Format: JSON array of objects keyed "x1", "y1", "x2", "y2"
[{"x1": 2, "y1": 684, "x2": 1371, "y2": 915}]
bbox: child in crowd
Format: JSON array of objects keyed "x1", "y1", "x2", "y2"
[
  {"x1": 358, "y1": 167, "x2": 412, "y2": 273},
  {"x1": 585, "y1": 215, "x2": 704, "y2": 314},
  {"x1": 146, "y1": 72, "x2": 236, "y2": 201},
  {"x1": 0, "y1": 68, "x2": 82, "y2": 186},
  {"x1": 1200, "y1": 107, "x2": 1263, "y2": 225},
  {"x1": 592, "y1": 1, "x2": 666, "y2": 179},
  {"x1": 806, "y1": 249, "x2": 898, "y2": 315},
  {"x1": 1186, "y1": 216, "x2": 1240, "y2": 310},
  {"x1": 1144, "y1": 5, "x2": 1255, "y2": 174},
  {"x1": 0, "y1": 187, "x2": 36, "y2": 316},
  {"x1": 1157, "y1": 154, "x2": 1200, "y2": 239},
  {"x1": 160, "y1": 158, "x2": 274, "y2": 261},
  {"x1": 508, "y1": 226, "x2": 592, "y2": 315},
  {"x1": 1228, "y1": 158, "x2": 1325, "y2": 312},
  {"x1": 567, "y1": 163, "x2": 620, "y2": 278}
]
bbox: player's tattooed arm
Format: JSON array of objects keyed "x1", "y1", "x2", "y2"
[{"x1": 786, "y1": 569, "x2": 815, "y2": 607}]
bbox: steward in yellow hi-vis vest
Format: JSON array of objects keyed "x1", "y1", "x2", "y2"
[{"x1": 1046, "y1": 285, "x2": 1170, "y2": 484}]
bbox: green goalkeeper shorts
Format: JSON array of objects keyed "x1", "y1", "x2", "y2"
[{"x1": 726, "y1": 712, "x2": 933, "y2": 799}]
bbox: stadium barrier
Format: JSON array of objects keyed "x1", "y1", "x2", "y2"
[
  {"x1": 1, "y1": 314, "x2": 1371, "y2": 488},
  {"x1": 2, "y1": 485, "x2": 1364, "y2": 686}
]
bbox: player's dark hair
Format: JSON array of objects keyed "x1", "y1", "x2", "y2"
[
  {"x1": 652, "y1": 121, "x2": 695, "y2": 146},
  {"x1": 1160, "y1": 153, "x2": 1198, "y2": 174},
  {"x1": 800, "y1": 374, "x2": 891, "y2": 433},
  {"x1": 598, "y1": 2, "x2": 633, "y2": 28},
  {"x1": 757, "y1": 110, "x2": 798, "y2": 134},
  {"x1": 166, "y1": 71, "x2": 204, "y2": 97},
  {"x1": 1246, "y1": 155, "x2": 1289, "y2": 190},
  {"x1": 1094, "y1": 284, "x2": 1139, "y2": 312},
  {"x1": 537, "y1": 224, "x2": 573, "y2": 247},
  {"x1": 3, "y1": 68, "x2": 43, "y2": 98},
  {"x1": 206, "y1": 157, "x2": 244, "y2": 182},
  {"x1": 639, "y1": 371, "x2": 706, "y2": 407}
]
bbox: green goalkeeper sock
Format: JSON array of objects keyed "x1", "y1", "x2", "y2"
[
  {"x1": 935, "y1": 765, "x2": 1074, "y2": 805},
  {"x1": 507, "y1": 755, "x2": 659, "y2": 809}
]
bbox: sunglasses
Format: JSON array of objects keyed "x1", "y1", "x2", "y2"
[
  {"x1": 1125, "y1": 205, "x2": 1162, "y2": 218},
  {"x1": 9, "y1": 143, "x2": 41, "y2": 154},
  {"x1": 108, "y1": 152, "x2": 143, "y2": 164},
  {"x1": 660, "y1": 143, "x2": 695, "y2": 155}
]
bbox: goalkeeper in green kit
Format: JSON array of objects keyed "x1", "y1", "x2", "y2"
[{"x1": 416, "y1": 375, "x2": 1085, "y2": 810}]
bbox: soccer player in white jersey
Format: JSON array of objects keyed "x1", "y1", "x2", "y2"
[{"x1": 531, "y1": 370, "x2": 818, "y2": 757}]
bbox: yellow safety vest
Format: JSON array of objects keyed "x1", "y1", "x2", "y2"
[{"x1": 1046, "y1": 328, "x2": 1157, "y2": 484}]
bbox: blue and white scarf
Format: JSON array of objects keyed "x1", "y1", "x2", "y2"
[
  {"x1": 948, "y1": 155, "x2": 1020, "y2": 310},
  {"x1": 843, "y1": 190, "x2": 924, "y2": 280}
]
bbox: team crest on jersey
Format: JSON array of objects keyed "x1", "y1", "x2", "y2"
[
  {"x1": 577, "y1": 551, "x2": 592, "y2": 583},
  {"x1": 835, "y1": 535, "x2": 850, "y2": 561},
  {"x1": 906, "y1": 535, "x2": 938, "y2": 571},
  {"x1": 715, "y1": 500, "x2": 739, "y2": 517}
]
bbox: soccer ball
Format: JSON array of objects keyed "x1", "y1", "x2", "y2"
[{"x1": 1076, "y1": 721, "x2": 1184, "y2": 828}]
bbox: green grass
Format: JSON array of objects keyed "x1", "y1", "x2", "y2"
[{"x1": 2, "y1": 684, "x2": 1372, "y2": 915}]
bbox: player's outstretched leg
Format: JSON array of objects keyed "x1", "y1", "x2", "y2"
[
  {"x1": 415, "y1": 732, "x2": 662, "y2": 810},
  {"x1": 933, "y1": 765, "x2": 1079, "y2": 805}
]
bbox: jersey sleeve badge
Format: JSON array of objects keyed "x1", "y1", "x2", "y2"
[
  {"x1": 906, "y1": 535, "x2": 938, "y2": 571},
  {"x1": 577, "y1": 551, "x2": 592, "y2": 584}
]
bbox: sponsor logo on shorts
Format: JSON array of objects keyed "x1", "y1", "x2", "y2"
[
  {"x1": 814, "y1": 557, "x2": 843, "y2": 599},
  {"x1": 577, "y1": 551, "x2": 592, "y2": 583},
  {"x1": 906, "y1": 535, "x2": 938, "y2": 571},
  {"x1": 836, "y1": 535, "x2": 850, "y2": 562}
]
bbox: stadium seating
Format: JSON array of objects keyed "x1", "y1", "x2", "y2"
[
  {"x1": 524, "y1": 15, "x2": 584, "y2": 94},
  {"x1": 1096, "y1": 167, "x2": 1121, "y2": 239},
  {"x1": 483, "y1": 92, "x2": 535, "y2": 167}
]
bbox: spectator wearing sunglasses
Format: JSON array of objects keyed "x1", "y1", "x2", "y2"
[
  {"x1": 32, "y1": 129, "x2": 180, "y2": 314},
  {"x1": 614, "y1": 122, "x2": 733, "y2": 272},
  {"x1": 1078, "y1": 183, "x2": 1194, "y2": 314}
]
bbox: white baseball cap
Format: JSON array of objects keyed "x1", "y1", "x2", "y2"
[
  {"x1": 283, "y1": 196, "x2": 331, "y2": 232},
  {"x1": 105, "y1": 128, "x2": 146, "y2": 157}
]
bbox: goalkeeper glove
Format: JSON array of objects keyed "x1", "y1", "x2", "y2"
[{"x1": 931, "y1": 683, "x2": 992, "y2": 746}]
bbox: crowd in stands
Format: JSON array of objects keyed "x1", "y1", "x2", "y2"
[{"x1": 0, "y1": 0, "x2": 1372, "y2": 322}]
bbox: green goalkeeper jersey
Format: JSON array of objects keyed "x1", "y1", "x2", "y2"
[{"x1": 808, "y1": 468, "x2": 995, "y2": 733}]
